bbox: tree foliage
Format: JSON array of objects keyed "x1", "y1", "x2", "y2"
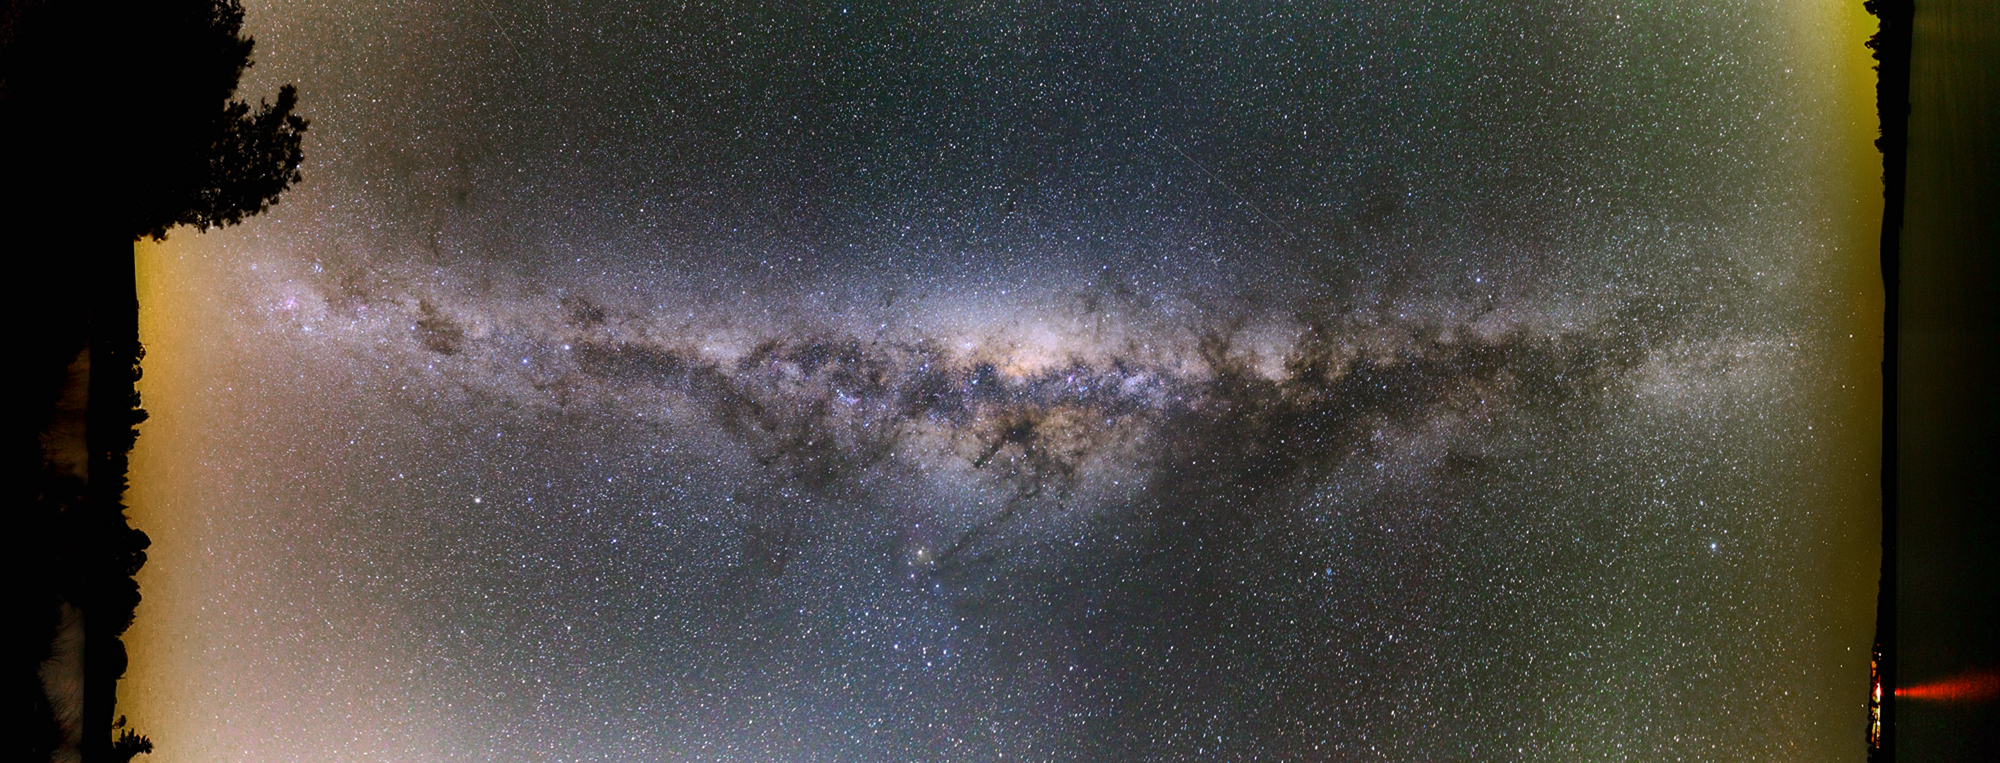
[
  {"x1": 121, "y1": 0, "x2": 309, "y2": 240},
  {"x1": 1, "y1": 0, "x2": 309, "y2": 242},
  {"x1": 111, "y1": 716, "x2": 154, "y2": 761},
  {"x1": 1, "y1": 2, "x2": 308, "y2": 760}
]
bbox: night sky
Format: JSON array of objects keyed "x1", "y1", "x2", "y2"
[{"x1": 120, "y1": 1, "x2": 1884, "y2": 761}]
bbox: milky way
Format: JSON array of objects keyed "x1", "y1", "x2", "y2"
[{"x1": 121, "y1": 1, "x2": 1883, "y2": 762}]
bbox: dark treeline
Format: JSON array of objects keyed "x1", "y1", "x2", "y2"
[
  {"x1": 1861, "y1": 0, "x2": 1910, "y2": 762},
  {"x1": 0, "y1": 1, "x2": 304, "y2": 761}
]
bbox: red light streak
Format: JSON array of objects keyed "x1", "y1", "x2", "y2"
[{"x1": 1896, "y1": 670, "x2": 2000, "y2": 702}]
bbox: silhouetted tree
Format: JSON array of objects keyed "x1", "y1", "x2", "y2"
[
  {"x1": 109, "y1": 731, "x2": 154, "y2": 763},
  {"x1": 109, "y1": 717, "x2": 152, "y2": 762},
  {"x1": 1, "y1": 1, "x2": 306, "y2": 761},
  {"x1": 4, "y1": 0, "x2": 308, "y2": 241},
  {"x1": 116, "y1": 0, "x2": 308, "y2": 241}
]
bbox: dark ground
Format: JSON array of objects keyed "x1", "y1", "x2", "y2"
[
  {"x1": 3, "y1": 1, "x2": 156, "y2": 761},
  {"x1": 1890, "y1": 0, "x2": 2000, "y2": 761}
]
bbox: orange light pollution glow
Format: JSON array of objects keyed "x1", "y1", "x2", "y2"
[{"x1": 1896, "y1": 670, "x2": 2000, "y2": 703}]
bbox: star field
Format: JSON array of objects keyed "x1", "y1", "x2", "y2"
[{"x1": 121, "y1": 1, "x2": 1883, "y2": 761}]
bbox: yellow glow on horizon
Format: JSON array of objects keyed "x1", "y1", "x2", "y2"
[{"x1": 121, "y1": 235, "x2": 198, "y2": 761}]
